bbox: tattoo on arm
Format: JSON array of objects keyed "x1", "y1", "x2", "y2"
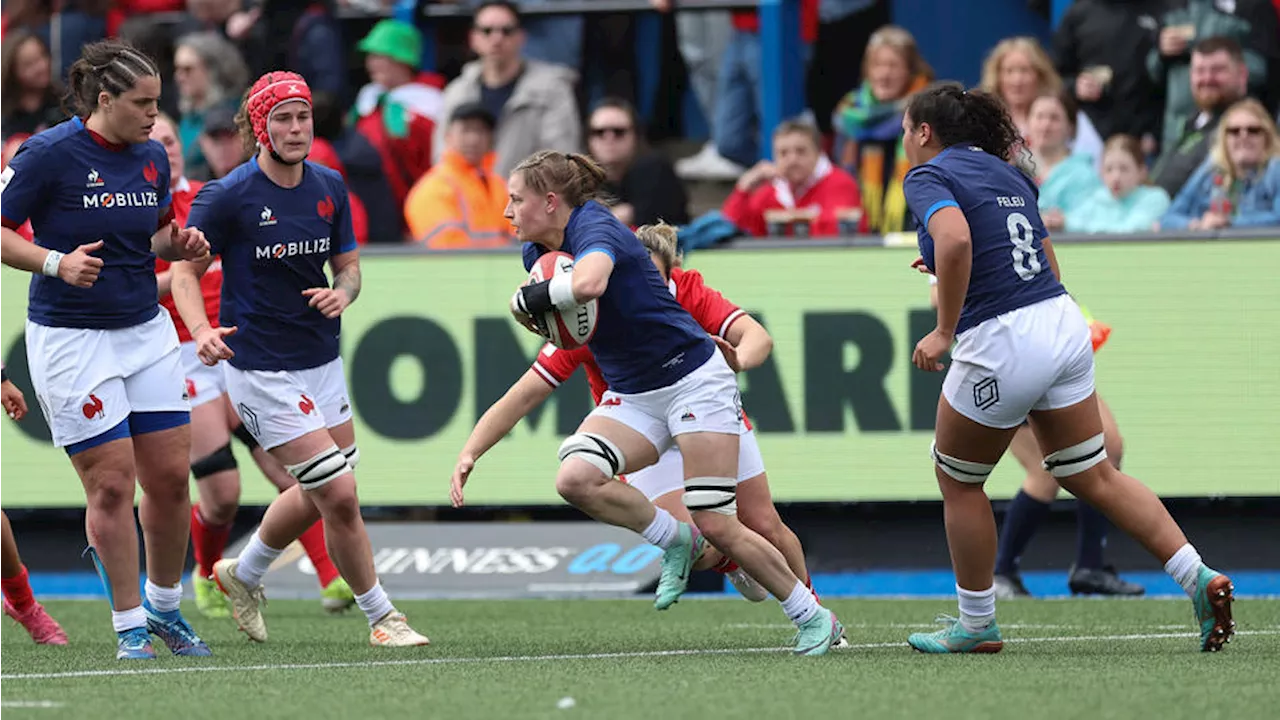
[
  {"x1": 172, "y1": 273, "x2": 208, "y2": 334},
  {"x1": 335, "y1": 264, "x2": 361, "y2": 303}
]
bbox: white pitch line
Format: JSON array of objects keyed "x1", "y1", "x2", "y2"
[
  {"x1": 727, "y1": 623, "x2": 1086, "y2": 630},
  {"x1": 3, "y1": 630, "x2": 1276, "y2": 682},
  {"x1": 0, "y1": 701, "x2": 65, "y2": 708}
]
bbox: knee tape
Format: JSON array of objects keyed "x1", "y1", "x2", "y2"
[
  {"x1": 341, "y1": 444, "x2": 360, "y2": 469},
  {"x1": 191, "y1": 443, "x2": 237, "y2": 480},
  {"x1": 931, "y1": 441, "x2": 996, "y2": 484},
  {"x1": 231, "y1": 423, "x2": 259, "y2": 450},
  {"x1": 286, "y1": 445, "x2": 351, "y2": 491},
  {"x1": 558, "y1": 433, "x2": 625, "y2": 477},
  {"x1": 683, "y1": 476, "x2": 737, "y2": 515},
  {"x1": 1042, "y1": 433, "x2": 1107, "y2": 478}
]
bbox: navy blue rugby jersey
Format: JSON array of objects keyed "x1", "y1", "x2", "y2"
[
  {"x1": 1, "y1": 117, "x2": 171, "y2": 329},
  {"x1": 186, "y1": 159, "x2": 357, "y2": 371},
  {"x1": 522, "y1": 201, "x2": 715, "y2": 394},
  {"x1": 905, "y1": 145, "x2": 1065, "y2": 334}
]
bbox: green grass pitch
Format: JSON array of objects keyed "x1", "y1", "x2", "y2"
[{"x1": 3, "y1": 598, "x2": 1277, "y2": 719}]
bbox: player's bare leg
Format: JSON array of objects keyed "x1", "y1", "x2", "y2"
[
  {"x1": 73, "y1": 440, "x2": 145, "y2": 612},
  {"x1": 188, "y1": 398, "x2": 240, "y2": 618},
  {"x1": 555, "y1": 417, "x2": 750, "y2": 614},
  {"x1": 653, "y1": 490, "x2": 767, "y2": 601},
  {"x1": 736, "y1": 474, "x2": 809, "y2": 584},
  {"x1": 678, "y1": 431, "x2": 842, "y2": 656},
  {"x1": 2, "y1": 511, "x2": 24, "y2": 578},
  {"x1": 214, "y1": 425, "x2": 426, "y2": 646},
  {"x1": 1064, "y1": 397, "x2": 1142, "y2": 596},
  {"x1": 678, "y1": 432, "x2": 798, "y2": 596},
  {"x1": 134, "y1": 426, "x2": 195, "y2": 589},
  {"x1": 1029, "y1": 393, "x2": 1233, "y2": 651},
  {"x1": 2, "y1": 511, "x2": 68, "y2": 644},
  {"x1": 554, "y1": 417, "x2": 662, "y2": 532},
  {"x1": 133, "y1": 424, "x2": 211, "y2": 656},
  {"x1": 231, "y1": 398, "x2": 353, "y2": 613},
  {"x1": 936, "y1": 399, "x2": 1018, "y2": 593},
  {"x1": 907, "y1": 397, "x2": 1015, "y2": 655}
]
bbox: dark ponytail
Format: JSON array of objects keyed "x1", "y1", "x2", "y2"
[
  {"x1": 906, "y1": 81, "x2": 1023, "y2": 162},
  {"x1": 63, "y1": 40, "x2": 159, "y2": 118}
]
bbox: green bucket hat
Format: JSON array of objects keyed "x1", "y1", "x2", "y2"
[{"x1": 357, "y1": 19, "x2": 422, "y2": 68}]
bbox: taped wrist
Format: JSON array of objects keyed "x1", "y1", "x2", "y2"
[
  {"x1": 548, "y1": 272, "x2": 577, "y2": 309},
  {"x1": 42, "y1": 250, "x2": 64, "y2": 278},
  {"x1": 520, "y1": 280, "x2": 554, "y2": 315}
]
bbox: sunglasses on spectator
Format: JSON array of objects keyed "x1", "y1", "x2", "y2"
[
  {"x1": 1225, "y1": 126, "x2": 1264, "y2": 137},
  {"x1": 475, "y1": 25, "x2": 519, "y2": 37},
  {"x1": 590, "y1": 126, "x2": 631, "y2": 139}
]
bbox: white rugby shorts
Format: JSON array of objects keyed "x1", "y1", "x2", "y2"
[
  {"x1": 223, "y1": 357, "x2": 354, "y2": 451},
  {"x1": 624, "y1": 428, "x2": 766, "y2": 501},
  {"x1": 26, "y1": 310, "x2": 188, "y2": 448},
  {"x1": 943, "y1": 294, "x2": 1096, "y2": 429},
  {"x1": 588, "y1": 350, "x2": 742, "y2": 456},
  {"x1": 180, "y1": 341, "x2": 227, "y2": 409}
]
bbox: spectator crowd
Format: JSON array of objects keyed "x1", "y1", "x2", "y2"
[{"x1": 3, "y1": 0, "x2": 1279, "y2": 247}]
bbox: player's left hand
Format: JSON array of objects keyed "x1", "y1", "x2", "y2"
[
  {"x1": 450, "y1": 455, "x2": 475, "y2": 508},
  {"x1": 910, "y1": 256, "x2": 934, "y2": 275},
  {"x1": 1, "y1": 379, "x2": 28, "y2": 421},
  {"x1": 510, "y1": 288, "x2": 547, "y2": 337},
  {"x1": 715, "y1": 336, "x2": 743, "y2": 372},
  {"x1": 913, "y1": 329, "x2": 952, "y2": 372},
  {"x1": 302, "y1": 287, "x2": 352, "y2": 318},
  {"x1": 171, "y1": 221, "x2": 210, "y2": 261}
]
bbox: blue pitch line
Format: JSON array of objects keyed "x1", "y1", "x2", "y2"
[{"x1": 27, "y1": 569, "x2": 1280, "y2": 601}]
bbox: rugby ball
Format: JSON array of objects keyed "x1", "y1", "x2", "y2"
[{"x1": 528, "y1": 251, "x2": 598, "y2": 350}]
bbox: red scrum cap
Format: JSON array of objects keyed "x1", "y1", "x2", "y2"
[{"x1": 246, "y1": 71, "x2": 313, "y2": 155}]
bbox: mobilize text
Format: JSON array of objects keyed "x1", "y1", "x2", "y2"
[
  {"x1": 255, "y1": 237, "x2": 331, "y2": 259},
  {"x1": 82, "y1": 191, "x2": 159, "y2": 209}
]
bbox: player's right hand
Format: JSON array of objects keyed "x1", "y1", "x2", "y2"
[
  {"x1": 450, "y1": 455, "x2": 475, "y2": 508},
  {"x1": 194, "y1": 325, "x2": 237, "y2": 366},
  {"x1": 1, "y1": 379, "x2": 28, "y2": 421},
  {"x1": 57, "y1": 241, "x2": 105, "y2": 288}
]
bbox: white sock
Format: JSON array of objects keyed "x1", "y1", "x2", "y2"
[
  {"x1": 144, "y1": 579, "x2": 183, "y2": 613},
  {"x1": 640, "y1": 508, "x2": 679, "y2": 549},
  {"x1": 957, "y1": 584, "x2": 996, "y2": 632},
  {"x1": 1164, "y1": 543, "x2": 1202, "y2": 596},
  {"x1": 234, "y1": 532, "x2": 284, "y2": 588},
  {"x1": 780, "y1": 580, "x2": 820, "y2": 626},
  {"x1": 355, "y1": 582, "x2": 396, "y2": 627},
  {"x1": 112, "y1": 605, "x2": 147, "y2": 633}
]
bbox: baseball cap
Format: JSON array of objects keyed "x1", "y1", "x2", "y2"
[{"x1": 450, "y1": 102, "x2": 497, "y2": 129}]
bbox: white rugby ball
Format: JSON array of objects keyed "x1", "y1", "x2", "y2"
[{"x1": 529, "y1": 251, "x2": 598, "y2": 350}]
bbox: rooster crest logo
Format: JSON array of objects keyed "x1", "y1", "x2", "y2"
[
  {"x1": 85, "y1": 168, "x2": 104, "y2": 188},
  {"x1": 317, "y1": 196, "x2": 335, "y2": 222},
  {"x1": 142, "y1": 161, "x2": 159, "y2": 186},
  {"x1": 298, "y1": 394, "x2": 316, "y2": 415},
  {"x1": 81, "y1": 394, "x2": 105, "y2": 419},
  {"x1": 259, "y1": 206, "x2": 277, "y2": 227}
]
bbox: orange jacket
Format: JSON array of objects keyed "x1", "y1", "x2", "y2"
[{"x1": 404, "y1": 149, "x2": 513, "y2": 249}]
